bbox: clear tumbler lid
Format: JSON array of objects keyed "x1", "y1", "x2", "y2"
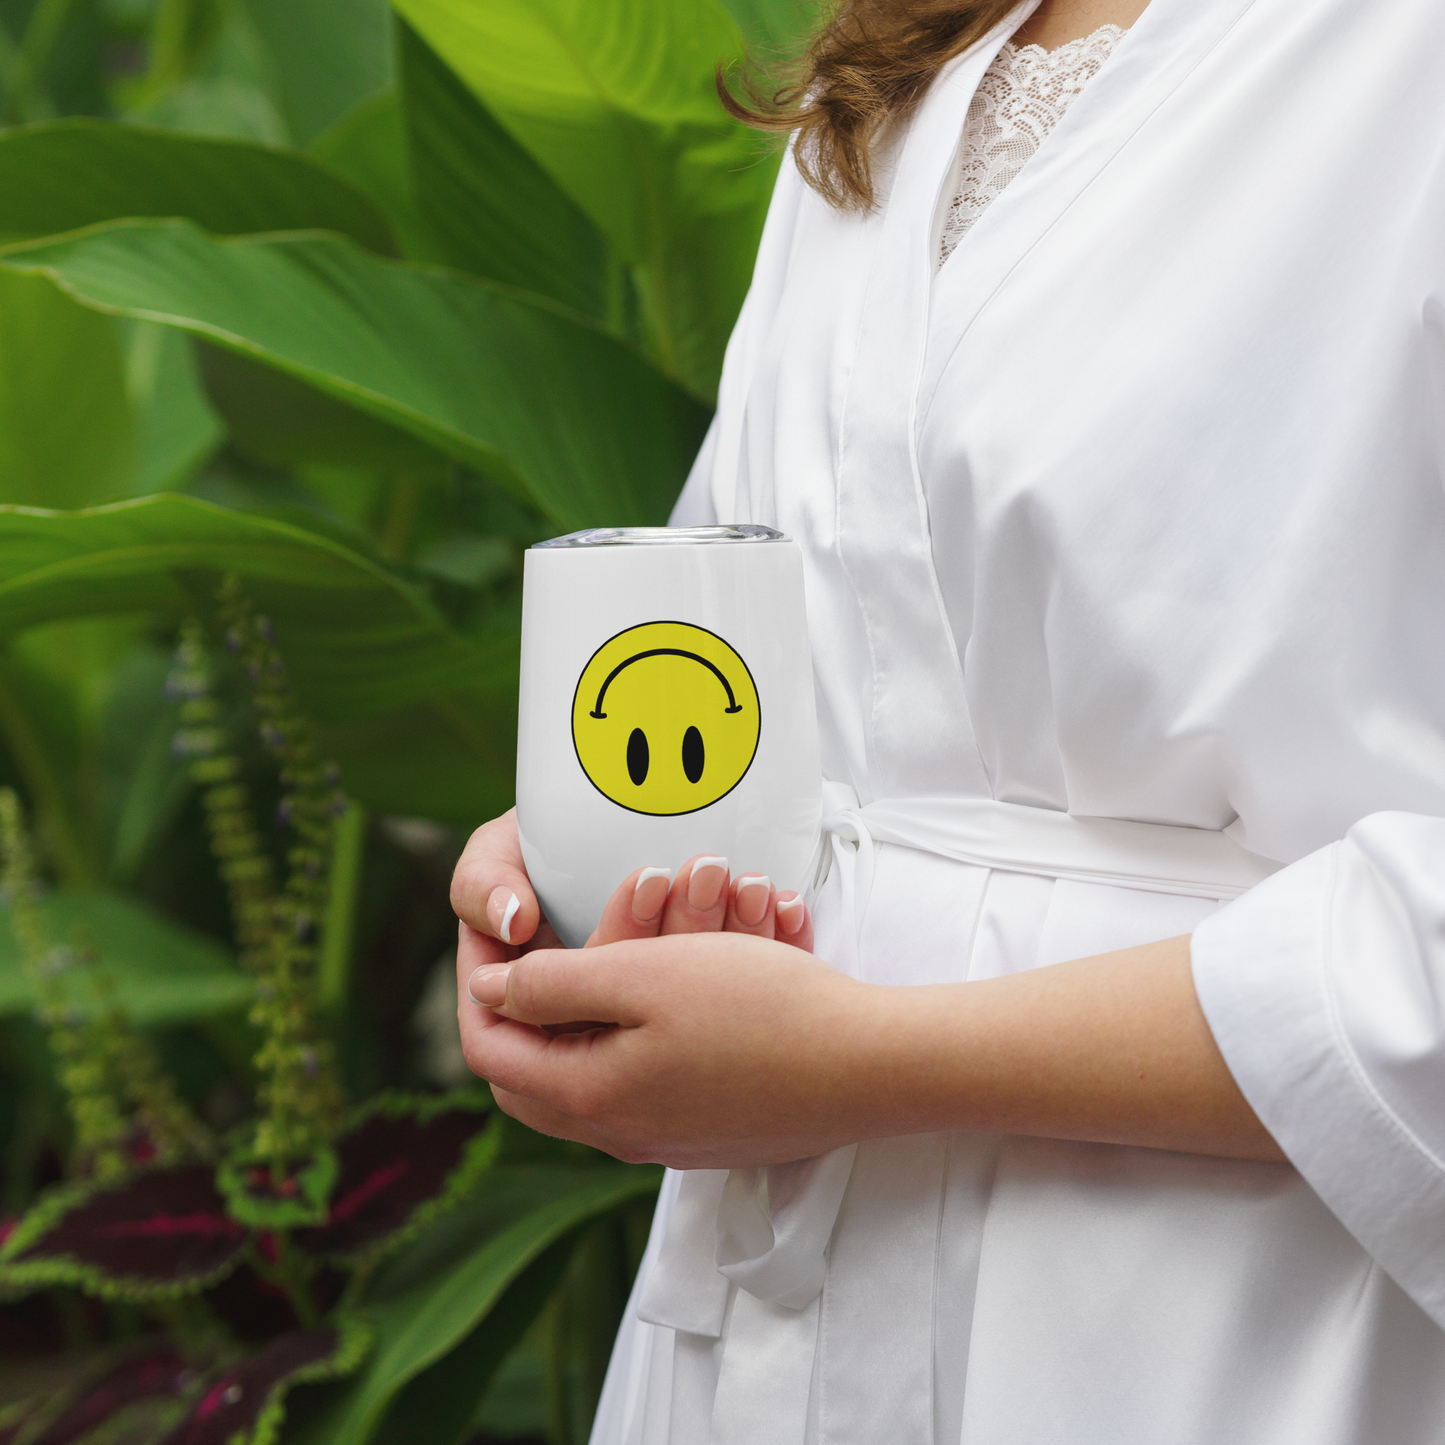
[{"x1": 533, "y1": 525, "x2": 786, "y2": 548}]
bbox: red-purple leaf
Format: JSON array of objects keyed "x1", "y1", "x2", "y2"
[
  {"x1": 159, "y1": 1321, "x2": 370, "y2": 1445},
  {"x1": 292, "y1": 1096, "x2": 495, "y2": 1264},
  {"x1": 0, "y1": 1165, "x2": 247, "y2": 1300},
  {"x1": 31, "y1": 1346, "x2": 199, "y2": 1445}
]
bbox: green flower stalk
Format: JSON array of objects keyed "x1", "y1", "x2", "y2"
[
  {"x1": 212, "y1": 577, "x2": 346, "y2": 1172},
  {"x1": 0, "y1": 789, "x2": 205, "y2": 1178},
  {"x1": 168, "y1": 619, "x2": 276, "y2": 972}
]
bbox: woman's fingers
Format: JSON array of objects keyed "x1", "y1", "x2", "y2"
[
  {"x1": 450, "y1": 809, "x2": 541, "y2": 946},
  {"x1": 658, "y1": 854, "x2": 730, "y2": 934},
  {"x1": 586, "y1": 865, "x2": 675, "y2": 947},
  {"x1": 773, "y1": 891, "x2": 814, "y2": 952},
  {"x1": 724, "y1": 873, "x2": 777, "y2": 938}
]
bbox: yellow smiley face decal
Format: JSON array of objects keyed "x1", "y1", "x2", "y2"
[{"x1": 571, "y1": 621, "x2": 761, "y2": 816}]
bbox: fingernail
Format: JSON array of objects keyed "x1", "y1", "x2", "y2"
[
  {"x1": 687, "y1": 856, "x2": 729, "y2": 911},
  {"x1": 735, "y1": 874, "x2": 770, "y2": 927},
  {"x1": 488, "y1": 887, "x2": 520, "y2": 945},
  {"x1": 776, "y1": 895, "x2": 806, "y2": 936},
  {"x1": 468, "y1": 963, "x2": 512, "y2": 1007},
  {"x1": 632, "y1": 866, "x2": 673, "y2": 922}
]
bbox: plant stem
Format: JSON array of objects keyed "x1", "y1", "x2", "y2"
[
  {"x1": 318, "y1": 799, "x2": 365, "y2": 1015},
  {"x1": 257, "y1": 1232, "x2": 322, "y2": 1330}
]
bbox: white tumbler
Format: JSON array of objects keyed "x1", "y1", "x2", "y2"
[{"x1": 516, "y1": 526, "x2": 822, "y2": 948}]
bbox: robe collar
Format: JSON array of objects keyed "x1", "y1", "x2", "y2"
[{"x1": 921, "y1": 0, "x2": 1264, "y2": 423}]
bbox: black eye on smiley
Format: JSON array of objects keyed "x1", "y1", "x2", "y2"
[{"x1": 624, "y1": 725, "x2": 706, "y2": 787}]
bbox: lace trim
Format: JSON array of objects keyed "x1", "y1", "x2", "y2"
[{"x1": 939, "y1": 24, "x2": 1125, "y2": 266}]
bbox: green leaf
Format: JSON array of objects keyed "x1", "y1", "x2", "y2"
[
  {"x1": 390, "y1": 0, "x2": 777, "y2": 399},
  {"x1": 123, "y1": 0, "x2": 290, "y2": 146},
  {"x1": 317, "y1": 689, "x2": 517, "y2": 829},
  {"x1": 239, "y1": 0, "x2": 393, "y2": 146},
  {"x1": 310, "y1": 92, "x2": 437, "y2": 265},
  {"x1": 195, "y1": 342, "x2": 449, "y2": 477},
  {"x1": 126, "y1": 323, "x2": 224, "y2": 495},
  {"x1": 368, "y1": 1233, "x2": 574, "y2": 1445},
  {"x1": 0, "y1": 494, "x2": 519, "y2": 823},
  {"x1": 307, "y1": 1165, "x2": 661, "y2": 1445},
  {"x1": 3, "y1": 219, "x2": 707, "y2": 529},
  {"x1": 718, "y1": 0, "x2": 820, "y2": 51},
  {"x1": 0, "y1": 495, "x2": 484, "y2": 708},
  {"x1": 398, "y1": 20, "x2": 609, "y2": 319},
  {"x1": 0, "y1": 119, "x2": 396, "y2": 253},
  {"x1": 0, "y1": 887, "x2": 252, "y2": 1024},
  {"x1": 0, "y1": 269, "x2": 133, "y2": 509}
]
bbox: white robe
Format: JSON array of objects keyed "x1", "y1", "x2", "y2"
[{"x1": 591, "y1": 0, "x2": 1445, "y2": 1439}]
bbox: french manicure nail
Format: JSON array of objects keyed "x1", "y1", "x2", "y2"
[
  {"x1": 632, "y1": 866, "x2": 673, "y2": 922},
  {"x1": 735, "y1": 874, "x2": 771, "y2": 927},
  {"x1": 776, "y1": 895, "x2": 806, "y2": 935},
  {"x1": 467, "y1": 963, "x2": 512, "y2": 1007},
  {"x1": 488, "y1": 887, "x2": 520, "y2": 945},
  {"x1": 687, "y1": 856, "x2": 729, "y2": 911}
]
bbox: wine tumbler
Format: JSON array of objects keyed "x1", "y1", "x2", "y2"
[{"x1": 516, "y1": 526, "x2": 822, "y2": 947}]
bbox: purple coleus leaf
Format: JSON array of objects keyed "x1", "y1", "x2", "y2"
[
  {"x1": 292, "y1": 1093, "x2": 497, "y2": 1265},
  {"x1": 30, "y1": 1345, "x2": 200, "y2": 1445},
  {"x1": 159, "y1": 1320, "x2": 370, "y2": 1445},
  {"x1": 0, "y1": 1165, "x2": 247, "y2": 1301}
]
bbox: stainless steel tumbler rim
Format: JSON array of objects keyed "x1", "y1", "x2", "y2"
[{"x1": 533, "y1": 525, "x2": 787, "y2": 548}]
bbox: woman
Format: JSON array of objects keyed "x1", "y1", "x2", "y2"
[{"x1": 452, "y1": 0, "x2": 1445, "y2": 1439}]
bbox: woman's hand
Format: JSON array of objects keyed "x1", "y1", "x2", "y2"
[
  {"x1": 462, "y1": 930, "x2": 870, "y2": 1168},
  {"x1": 450, "y1": 811, "x2": 559, "y2": 1019},
  {"x1": 459, "y1": 929, "x2": 1287, "y2": 1169},
  {"x1": 451, "y1": 813, "x2": 815, "y2": 1077}
]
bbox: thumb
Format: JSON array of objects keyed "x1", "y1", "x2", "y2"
[{"x1": 488, "y1": 947, "x2": 649, "y2": 1029}]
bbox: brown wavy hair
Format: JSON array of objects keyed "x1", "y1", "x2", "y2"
[{"x1": 720, "y1": 0, "x2": 1020, "y2": 211}]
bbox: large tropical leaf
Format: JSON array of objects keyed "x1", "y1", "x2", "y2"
[
  {"x1": 389, "y1": 0, "x2": 778, "y2": 399},
  {"x1": 2, "y1": 220, "x2": 706, "y2": 529},
  {"x1": 0, "y1": 495, "x2": 518, "y2": 823},
  {"x1": 194, "y1": 343, "x2": 448, "y2": 477},
  {"x1": 297, "y1": 1165, "x2": 661, "y2": 1445},
  {"x1": 0, "y1": 120, "x2": 395, "y2": 253},
  {"x1": 0, "y1": 270, "x2": 133, "y2": 509},
  {"x1": 239, "y1": 0, "x2": 393, "y2": 146},
  {"x1": 310, "y1": 92, "x2": 437, "y2": 264},
  {"x1": 127, "y1": 323, "x2": 225, "y2": 495},
  {"x1": 0, "y1": 496, "x2": 481, "y2": 708},
  {"x1": 398, "y1": 21, "x2": 608, "y2": 321},
  {"x1": 719, "y1": 0, "x2": 820, "y2": 50},
  {"x1": 0, "y1": 887, "x2": 252, "y2": 1023}
]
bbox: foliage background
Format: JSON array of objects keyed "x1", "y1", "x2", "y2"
[{"x1": 0, "y1": 0, "x2": 815, "y2": 1440}]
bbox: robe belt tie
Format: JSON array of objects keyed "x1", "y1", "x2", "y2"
[{"x1": 637, "y1": 785, "x2": 1283, "y2": 1337}]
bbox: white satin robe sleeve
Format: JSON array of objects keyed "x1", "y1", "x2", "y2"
[
  {"x1": 1192, "y1": 278, "x2": 1445, "y2": 1328},
  {"x1": 1193, "y1": 813, "x2": 1445, "y2": 1329}
]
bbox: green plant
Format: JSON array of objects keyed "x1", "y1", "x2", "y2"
[{"x1": 0, "y1": 0, "x2": 814, "y2": 1439}]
